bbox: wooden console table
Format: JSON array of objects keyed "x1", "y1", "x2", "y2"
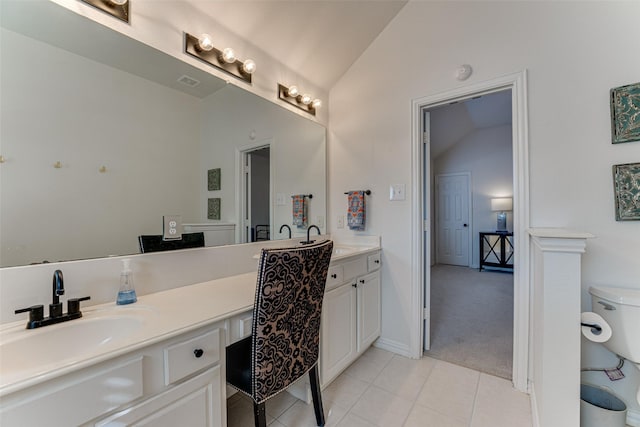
[{"x1": 479, "y1": 231, "x2": 514, "y2": 271}]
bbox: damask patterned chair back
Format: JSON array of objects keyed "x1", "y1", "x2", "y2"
[{"x1": 251, "y1": 239, "x2": 333, "y2": 403}]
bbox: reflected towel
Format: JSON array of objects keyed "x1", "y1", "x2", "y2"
[
  {"x1": 347, "y1": 191, "x2": 366, "y2": 231},
  {"x1": 292, "y1": 195, "x2": 308, "y2": 229}
]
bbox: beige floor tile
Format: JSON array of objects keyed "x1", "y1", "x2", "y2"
[
  {"x1": 414, "y1": 360, "x2": 480, "y2": 424},
  {"x1": 335, "y1": 412, "x2": 376, "y2": 427},
  {"x1": 277, "y1": 398, "x2": 348, "y2": 427},
  {"x1": 322, "y1": 374, "x2": 370, "y2": 409},
  {"x1": 227, "y1": 394, "x2": 276, "y2": 427},
  {"x1": 343, "y1": 346, "x2": 394, "y2": 383},
  {"x1": 350, "y1": 385, "x2": 413, "y2": 427},
  {"x1": 373, "y1": 355, "x2": 435, "y2": 399},
  {"x1": 470, "y1": 374, "x2": 532, "y2": 427},
  {"x1": 403, "y1": 404, "x2": 467, "y2": 427},
  {"x1": 266, "y1": 391, "x2": 299, "y2": 419}
]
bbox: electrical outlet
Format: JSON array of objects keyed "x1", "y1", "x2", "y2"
[
  {"x1": 337, "y1": 215, "x2": 345, "y2": 229},
  {"x1": 163, "y1": 215, "x2": 183, "y2": 240},
  {"x1": 317, "y1": 216, "x2": 325, "y2": 228}
]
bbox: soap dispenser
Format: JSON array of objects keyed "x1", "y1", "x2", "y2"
[{"x1": 116, "y1": 259, "x2": 137, "y2": 305}]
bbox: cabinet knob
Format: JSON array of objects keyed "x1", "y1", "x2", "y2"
[
  {"x1": 331, "y1": 274, "x2": 337, "y2": 279},
  {"x1": 193, "y1": 348, "x2": 204, "y2": 358},
  {"x1": 359, "y1": 279, "x2": 365, "y2": 284},
  {"x1": 352, "y1": 283, "x2": 358, "y2": 288},
  {"x1": 374, "y1": 259, "x2": 380, "y2": 264},
  {"x1": 463, "y1": 224, "x2": 468, "y2": 227}
]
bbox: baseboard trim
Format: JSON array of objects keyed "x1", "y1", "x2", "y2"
[
  {"x1": 530, "y1": 383, "x2": 540, "y2": 427},
  {"x1": 374, "y1": 337, "x2": 412, "y2": 358},
  {"x1": 628, "y1": 409, "x2": 640, "y2": 427}
]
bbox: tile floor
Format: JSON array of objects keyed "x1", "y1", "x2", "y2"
[{"x1": 227, "y1": 347, "x2": 533, "y2": 427}]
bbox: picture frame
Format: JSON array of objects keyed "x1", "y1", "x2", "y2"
[
  {"x1": 613, "y1": 162, "x2": 640, "y2": 221},
  {"x1": 208, "y1": 198, "x2": 221, "y2": 220},
  {"x1": 610, "y1": 82, "x2": 640, "y2": 144},
  {"x1": 208, "y1": 168, "x2": 221, "y2": 191}
]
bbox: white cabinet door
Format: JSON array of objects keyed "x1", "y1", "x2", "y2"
[
  {"x1": 95, "y1": 366, "x2": 223, "y2": 427},
  {"x1": 321, "y1": 283, "x2": 357, "y2": 386},
  {"x1": 357, "y1": 271, "x2": 381, "y2": 353}
]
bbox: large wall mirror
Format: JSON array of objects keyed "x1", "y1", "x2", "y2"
[{"x1": 0, "y1": 0, "x2": 326, "y2": 268}]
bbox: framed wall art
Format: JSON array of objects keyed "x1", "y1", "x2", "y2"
[
  {"x1": 208, "y1": 168, "x2": 221, "y2": 191},
  {"x1": 613, "y1": 162, "x2": 640, "y2": 221},
  {"x1": 610, "y1": 82, "x2": 640, "y2": 144},
  {"x1": 208, "y1": 198, "x2": 221, "y2": 220}
]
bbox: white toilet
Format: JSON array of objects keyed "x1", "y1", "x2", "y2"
[{"x1": 589, "y1": 286, "x2": 640, "y2": 405}]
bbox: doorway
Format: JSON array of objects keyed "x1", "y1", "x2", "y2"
[
  {"x1": 237, "y1": 143, "x2": 272, "y2": 243},
  {"x1": 411, "y1": 71, "x2": 530, "y2": 391}
]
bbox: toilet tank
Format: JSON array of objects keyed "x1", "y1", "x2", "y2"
[{"x1": 589, "y1": 286, "x2": 640, "y2": 363}]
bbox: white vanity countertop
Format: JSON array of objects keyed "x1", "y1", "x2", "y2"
[{"x1": 0, "y1": 242, "x2": 380, "y2": 396}]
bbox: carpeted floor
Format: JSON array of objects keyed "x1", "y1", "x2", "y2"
[{"x1": 424, "y1": 264, "x2": 514, "y2": 379}]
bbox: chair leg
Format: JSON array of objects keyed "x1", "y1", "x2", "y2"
[
  {"x1": 309, "y1": 365, "x2": 325, "y2": 426},
  {"x1": 253, "y1": 401, "x2": 267, "y2": 427}
]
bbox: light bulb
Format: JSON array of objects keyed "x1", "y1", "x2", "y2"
[
  {"x1": 287, "y1": 85, "x2": 299, "y2": 98},
  {"x1": 197, "y1": 34, "x2": 214, "y2": 52},
  {"x1": 109, "y1": 0, "x2": 128, "y2": 5},
  {"x1": 301, "y1": 94, "x2": 312, "y2": 105},
  {"x1": 311, "y1": 99, "x2": 322, "y2": 109},
  {"x1": 221, "y1": 48, "x2": 236, "y2": 63},
  {"x1": 242, "y1": 59, "x2": 256, "y2": 74}
]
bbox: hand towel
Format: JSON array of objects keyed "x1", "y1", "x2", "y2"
[
  {"x1": 347, "y1": 191, "x2": 366, "y2": 231},
  {"x1": 292, "y1": 195, "x2": 308, "y2": 229}
]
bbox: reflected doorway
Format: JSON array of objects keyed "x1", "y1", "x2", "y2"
[{"x1": 239, "y1": 145, "x2": 271, "y2": 243}]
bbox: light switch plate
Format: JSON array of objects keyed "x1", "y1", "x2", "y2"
[
  {"x1": 163, "y1": 215, "x2": 183, "y2": 240},
  {"x1": 276, "y1": 193, "x2": 286, "y2": 206},
  {"x1": 390, "y1": 184, "x2": 406, "y2": 201}
]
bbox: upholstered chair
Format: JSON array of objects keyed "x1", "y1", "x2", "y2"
[{"x1": 226, "y1": 240, "x2": 334, "y2": 427}]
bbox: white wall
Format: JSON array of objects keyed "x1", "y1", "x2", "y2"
[
  {"x1": 328, "y1": 0, "x2": 640, "y2": 413},
  {"x1": 433, "y1": 125, "x2": 513, "y2": 268},
  {"x1": 0, "y1": 28, "x2": 201, "y2": 266}
]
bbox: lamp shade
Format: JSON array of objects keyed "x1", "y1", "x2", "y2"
[{"x1": 491, "y1": 197, "x2": 513, "y2": 212}]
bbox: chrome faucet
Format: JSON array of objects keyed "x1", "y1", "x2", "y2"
[
  {"x1": 14, "y1": 269, "x2": 90, "y2": 329},
  {"x1": 301, "y1": 225, "x2": 321, "y2": 244},
  {"x1": 279, "y1": 224, "x2": 292, "y2": 239}
]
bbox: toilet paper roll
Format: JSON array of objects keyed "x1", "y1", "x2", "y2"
[{"x1": 581, "y1": 312, "x2": 612, "y2": 343}]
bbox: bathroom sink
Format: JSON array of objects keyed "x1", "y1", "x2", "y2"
[{"x1": 0, "y1": 314, "x2": 143, "y2": 378}]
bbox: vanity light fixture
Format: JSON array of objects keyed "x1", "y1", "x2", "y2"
[
  {"x1": 79, "y1": 0, "x2": 130, "y2": 23},
  {"x1": 278, "y1": 84, "x2": 321, "y2": 116},
  {"x1": 184, "y1": 33, "x2": 255, "y2": 84}
]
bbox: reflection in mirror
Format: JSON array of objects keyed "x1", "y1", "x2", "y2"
[{"x1": 0, "y1": 0, "x2": 326, "y2": 268}]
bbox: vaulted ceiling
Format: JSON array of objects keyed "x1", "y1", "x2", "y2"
[{"x1": 188, "y1": 0, "x2": 408, "y2": 90}]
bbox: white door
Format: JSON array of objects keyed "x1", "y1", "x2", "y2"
[
  {"x1": 435, "y1": 173, "x2": 470, "y2": 266},
  {"x1": 423, "y1": 110, "x2": 431, "y2": 351}
]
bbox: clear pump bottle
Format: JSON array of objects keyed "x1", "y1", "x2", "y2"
[{"x1": 116, "y1": 259, "x2": 137, "y2": 305}]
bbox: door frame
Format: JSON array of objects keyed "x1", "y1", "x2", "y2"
[
  {"x1": 434, "y1": 172, "x2": 472, "y2": 267},
  {"x1": 235, "y1": 139, "x2": 273, "y2": 244},
  {"x1": 411, "y1": 71, "x2": 530, "y2": 392}
]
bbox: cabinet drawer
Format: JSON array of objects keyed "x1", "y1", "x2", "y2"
[
  {"x1": 326, "y1": 265, "x2": 344, "y2": 290},
  {"x1": 164, "y1": 328, "x2": 220, "y2": 386},
  {"x1": 342, "y1": 257, "x2": 367, "y2": 282},
  {"x1": 367, "y1": 253, "x2": 381, "y2": 272}
]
